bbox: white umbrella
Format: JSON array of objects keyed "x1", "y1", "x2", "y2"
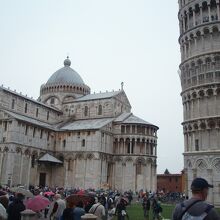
[{"x1": 10, "y1": 187, "x2": 34, "y2": 198}]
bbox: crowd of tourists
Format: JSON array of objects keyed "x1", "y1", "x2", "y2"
[
  {"x1": 0, "y1": 177, "x2": 220, "y2": 220},
  {"x1": 0, "y1": 185, "x2": 183, "y2": 220},
  {"x1": 0, "y1": 185, "x2": 134, "y2": 220}
]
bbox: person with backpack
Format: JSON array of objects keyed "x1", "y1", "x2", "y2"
[
  {"x1": 172, "y1": 177, "x2": 220, "y2": 220},
  {"x1": 89, "y1": 197, "x2": 106, "y2": 220},
  {"x1": 152, "y1": 199, "x2": 163, "y2": 220},
  {"x1": 142, "y1": 194, "x2": 150, "y2": 220}
]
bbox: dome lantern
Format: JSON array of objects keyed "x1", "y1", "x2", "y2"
[{"x1": 64, "y1": 56, "x2": 71, "y2": 67}]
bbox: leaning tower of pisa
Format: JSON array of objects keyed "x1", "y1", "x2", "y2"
[{"x1": 178, "y1": 0, "x2": 220, "y2": 205}]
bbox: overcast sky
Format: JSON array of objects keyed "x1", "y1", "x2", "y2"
[{"x1": 0, "y1": 0, "x2": 183, "y2": 174}]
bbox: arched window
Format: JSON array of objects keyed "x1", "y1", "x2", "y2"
[
  {"x1": 63, "y1": 139, "x2": 66, "y2": 148},
  {"x1": 25, "y1": 125, "x2": 28, "y2": 135},
  {"x1": 33, "y1": 127, "x2": 36, "y2": 137},
  {"x1": 11, "y1": 99, "x2": 15, "y2": 109},
  {"x1": 36, "y1": 108, "x2": 39, "y2": 117},
  {"x1": 84, "y1": 106, "x2": 89, "y2": 117},
  {"x1": 47, "y1": 111, "x2": 49, "y2": 120},
  {"x1": 50, "y1": 98, "x2": 55, "y2": 104},
  {"x1": 68, "y1": 159, "x2": 71, "y2": 171},
  {"x1": 25, "y1": 103, "x2": 28, "y2": 113},
  {"x1": 82, "y1": 139, "x2": 85, "y2": 147},
  {"x1": 98, "y1": 105, "x2": 102, "y2": 115},
  {"x1": 31, "y1": 155, "x2": 35, "y2": 168},
  {"x1": 136, "y1": 162, "x2": 142, "y2": 175},
  {"x1": 40, "y1": 129, "x2": 43, "y2": 139}
]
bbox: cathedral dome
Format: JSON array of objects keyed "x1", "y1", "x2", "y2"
[
  {"x1": 46, "y1": 57, "x2": 85, "y2": 85},
  {"x1": 40, "y1": 57, "x2": 90, "y2": 102}
]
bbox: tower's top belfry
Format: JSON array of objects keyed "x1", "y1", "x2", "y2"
[{"x1": 178, "y1": 0, "x2": 220, "y2": 91}]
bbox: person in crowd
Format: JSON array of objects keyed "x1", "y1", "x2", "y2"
[
  {"x1": 142, "y1": 193, "x2": 150, "y2": 220},
  {"x1": 73, "y1": 201, "x2": 85, "y2": 220},
  {"x1": 60, "y1": 201, "x2": 74, "y2": 220},
  {"x1": 7, "y1": 193, "x2": 25, "y2": 220},
  {"x1": 107, "y1": 203, "x2": 115, "y2": 220},
  {"x1": 127, "y1": 193, "x2": 132, "y2": 205},
  {"x1": 152, "y1": 196, "x2": 162, "y2": 220},
  {"x1": 89, "y1": 197, "x2": 106, "y2": 220},
  {"x1": 49, "y1": 194, "x2": 66, "y2": 220},
  {"x1": 44, "y1": 194, "x2": 50, "y2": 219},
  {"x1": 115, "y1": 198, "x2": 127, "y2": 220},
  {"x1": 85, "y1": 197, "x2": 95, "y2": 213},
  {"x1": 0, "y1": 202, "x2": 7, "y2": 220},
  {"x1": 172, "y1": 177, "x2": 220, "y2": 220}
]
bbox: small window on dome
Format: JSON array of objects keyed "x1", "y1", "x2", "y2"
[{"x1": 50, "y1": 98, "x2": 55, "y2": 104}]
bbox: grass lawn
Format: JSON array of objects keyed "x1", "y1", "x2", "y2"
[
  {"x1": 113, "y1": 203, "x2": 174, "y2": 220},
  {"x1": 112, "y1": 203, "x2": 220, "y2": 220}
]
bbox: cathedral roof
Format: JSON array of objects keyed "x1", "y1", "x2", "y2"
[
  {"x1": 0, "y1": 86, "x2": 61, "y2": 112},
  {"x1": 115, "y1": 113, "x2": 158, "y2": 128},
  {"x1": 38, "y1": 153, "x2": 63, "y2": 164},
  {"x1": 114, "y1": 112, "x2": 132, "y2": 122},
  {"x1": 46, "y1": 57, "x2": 85, "y2": 86},
  {"x1": 2, "y1": 109, "x2": 55, "y2": 129},
  {"x1": 60, "y1": 118, "x2": 114, "y2": 131},
  {"x1": 74, "y1": 90, "x2": 121, "y2": 102},
  {"x1": 123, "y1": 114, "x2": 152, "y2": 125}
]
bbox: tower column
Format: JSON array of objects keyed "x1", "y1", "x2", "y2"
[
  {"x1": 193, "y1": 9, "x2": 196, "y2": 26},
  {"x1": 187, "y1": 12, "x2": 190, "y2": 29},
  {"x1": 19, "y1": 153, "x2": 24, "y2": 184},
  {"x1": 182, "y1": 15, "x2": 186, "y2": 32},
  {"x1": 208, "y1": 4, "x2": 211, "y2": 22},
  {"x1": 26, "y1": 155, "x2": 32, "y2": 188},
  {"x1": 200, "y1": 5, "x2": 203, "y2": 24},
  {"x1": 217, "y1": 3, "x2": 220, "y2": 20}
]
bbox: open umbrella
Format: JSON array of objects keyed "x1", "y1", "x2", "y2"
[
  {"x1": 76, "y1": 189, "x2": 85, "y2": 195},
  {"x1": 66, "y1": 194, "x2": 93, "y2": 206},
  {"x1": 25, "y1": 195, "x2": 50, "y2": 212},
  {"x1": 44, "y1": 191, "x2": 55, "y2": 196},
  {"x1": 121, "y1": 197, "x2": 129, "y2": 205},
  {"x1": 10, "y1": 187, "x2": 34, "y2": 198}
]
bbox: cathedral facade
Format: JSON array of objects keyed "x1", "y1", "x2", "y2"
[
  {"x1": 0, "y1": 57, "x2": 158, "y2": 192},
  {"x1": 178, "y1": 0, "x2": 220, "y2": 205}
]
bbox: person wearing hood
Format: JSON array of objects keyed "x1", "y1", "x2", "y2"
[{"x1": 7, "y1": 193, "x2": 25, "y2": 220}]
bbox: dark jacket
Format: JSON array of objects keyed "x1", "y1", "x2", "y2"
[
  {"x1": 142, "y1": 198, "x2": 150, "y2": 210},
  {"x1": 116, "y1": 202, "x2": 126, "y2": 216},
  {"x1": 62, "y1": 207, "x2": 74, "y2": 220},
  {"x1": 7, "y1": 198, "x2": 25, "y2": 220}
]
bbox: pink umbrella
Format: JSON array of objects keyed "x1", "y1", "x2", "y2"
[
  {"x1": 44, "y1": 191, "x2": 55, "y2": 196},
  {"x1": 25, "y1": 195, "x2": 50, "y2": 212}
]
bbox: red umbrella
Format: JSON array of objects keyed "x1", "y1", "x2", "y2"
[
  {"x1": 121, "y1": 197, "x2": 129, "y2": 205},
  {"x1": 25, "y1": 195, "x2": 50, "y2": 212},
  {"x1": 44, "y1": 191, "x2": 55, "y2": 196},
  {"x1": 76, "y1": 190, "x2": 85, "y2": 195},
  {"x1": 66, "y1": 194, "x2": 92, "y2": 206}
]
